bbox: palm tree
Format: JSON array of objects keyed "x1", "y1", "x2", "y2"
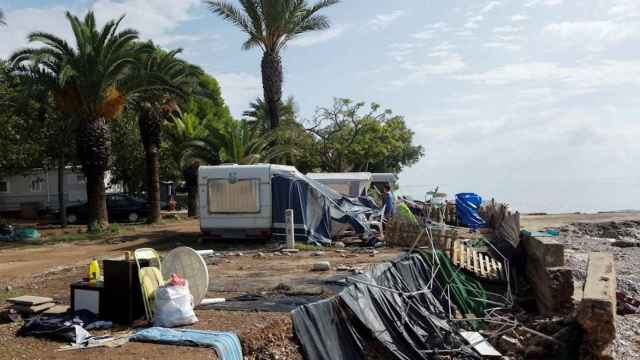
[
  {"x1": 164, "y1": 112, "x2": 219, "y2": 216},
  {"x1": 242, "y1": 96, "x2": 296, "y2": 131},
  {"x1": 130, "y1": 45, "x2": 201, "y2": 223},
  {"x1": 0, "y1": 9, "x2": 6, "y2": 26},
  {"x1": 206, "y1": 0, "x2": 339, "y2": 130},
  {"x1": 196, "y1": 120, "x2": 291, "y2": 165},
  {"x1": 11, "y1": 11, "x2": 146, "y2": 231}
]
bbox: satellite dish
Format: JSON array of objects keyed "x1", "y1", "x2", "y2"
[{"x1": 163, "y1": 246, "x2": 209, "y2": 306}]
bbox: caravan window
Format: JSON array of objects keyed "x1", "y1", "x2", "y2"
[
  {"x1": 208, "y1": 179, "x2": 260, "y2": 213},
  {"x1": 0, "y1": 181, "x2": 8, "y2": 193}
]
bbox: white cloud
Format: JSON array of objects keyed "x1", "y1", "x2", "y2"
[
  {"x1": 465, "y1": 15, "x2": 484, "y2": 29},
  {"x1": 367, "y1": 10, "x2": 405, "y2": 30},
  {"x1": 411, "y1": 22, "x2": 449, "y2": 39},
  {"x1": 484, "y1": 42, "x2": 521, "y2": 51},
  {"x1": 511, "y1": 14, "x2": 529, "y2": 22},
  {"x1": 544, "y1": 21, "x2": 640, "y2": 42},
  {"x1": 432, "y1": 42, "x2": 456, "y2": 51},
  {"x1": 92, "y1": 0, "x2": 201, "y2": 41},
  {"x1": 455, "y1": 61, "x2": 640, "y2": 90},
  {"x1": 289, "y1": 26, "x2": 346, "y2": 47},
  {"x1": 0, "y1": 1, "x2": 203, "y2": 58},
  {"x1": 525, "y1": 0, "x2": 563, "y2": 7},
  {"x1": 494, "y1": 25, "x2": 522, "y2": 33},
  {"x1": 0, "y1": 6, "x2": 73, "y2": 58},
  {"x1": 393, "y1": 52, "x2": 466, "y2": 87},
  {"x1": 480, "y1": 1, "x2": 502, "y2": 14},
  {"x1": 213, "y1": 72, "x2": 262, "y2": 117},
  {"x1": 608, "y1": 0, "x2": 640, "y2": 20}
]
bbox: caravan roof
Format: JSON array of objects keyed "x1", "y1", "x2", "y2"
[
  {"x1": 306, "y1": 172, "x2": 372, "y2": 181},
  {"x1": 371, "y1": 173, "x2": 399, "y2": 184}
]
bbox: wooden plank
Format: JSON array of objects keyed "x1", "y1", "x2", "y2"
[
  {"x1": 489, "y1": 258, "x2": 497, "y2": 278},
  {"x1": 466, "y1": 246, "x2": 473, "y2": 271},
  {"x1": 43, "y1": 305, "x2": 70, "y2": 315},
  {"x1": 14, "y1": 302, "x2": 55, "y2": 314},
  {"x1": 479, "y1": 255, "x2": 487, "y2": 277},
  {"x1": 7, "y1": 296, "x2": 54, "y2": 306},
  {"x1": 459, "y1": 241, "x2": 465, "y2": 267},
  {"x1": 472, "y1": 249, "x2": 480, "y2": 275}
]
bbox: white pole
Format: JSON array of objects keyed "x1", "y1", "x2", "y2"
[{"x1": 285, "y1": 209, "x2": 295, "y2": 249}]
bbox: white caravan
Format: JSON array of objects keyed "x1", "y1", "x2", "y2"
[
  {"x1": 306, "y1": 172, "x2": 372, "y2": 197},
  {"x1": 198, "y1": 164, "x2": 297, "y2": 239}
]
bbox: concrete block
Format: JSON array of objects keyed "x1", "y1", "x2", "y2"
[
  {"x1": 577, "y1": 252, "x2": 616, "y2": 360},
  {"x1": 522, "y1": 235, "x2": 564, "y2": 267},
  {"x1": 526, "y1": 262, "x2": 573, "y2": 314}
]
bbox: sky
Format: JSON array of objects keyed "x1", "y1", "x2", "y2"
[{"x1": 1, "y1": 0, "x2": 639, "y2": 213}]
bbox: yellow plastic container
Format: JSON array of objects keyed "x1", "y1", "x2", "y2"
[{"x1": 88, "y1": 258, "x2": 101, "y2": 285}]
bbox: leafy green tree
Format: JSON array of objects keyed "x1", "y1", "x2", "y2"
[
  {"x1": 187, "y1": 73, "x2": 232, "y2": 124},
  {"x1": 0, "y1": 61, "x2": 48, "y2": 174},
  {"x1": 131, "y1": 46, "x2": 201, "y2": 223},
  {"x1": 11, "y1": 11, "x2": 150, "y2": 231},
  {"x1": 206, "y1": 0, "x2": 339, "y2": 130},
  {"x1": 110, "y1": 110, "x2": 145, "y2": 195},
  {"x1": 163, "y1": 112, "x2": 219, "y2": 216},
  {"x1": 307, "y1": 98, "x2": 424, "y2": 173}
]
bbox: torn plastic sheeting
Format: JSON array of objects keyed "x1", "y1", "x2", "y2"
[
  {"x1": 292, "y1": 252, "x2": 479, "y2": 360},
  {"x1": 132, "y1": 327, "x2": 242, "y2": 360},
  {"x1": 271, "y1": 173, "x2": 378, "y2": 245}
]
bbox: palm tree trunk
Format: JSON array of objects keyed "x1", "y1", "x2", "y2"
[
  {"x1": 86, "y1": 167, "x2": 109, "y2": 231},
  {"x1": 57, "y1": 157, "x2": 67, "y2": 228},
  {"x1": 144, "y1": 143, "x2": 161, "y2": 223},
  {"x1": 261, "y1": 51, "x2": 283, "y2": 130},
  {"x1": 139, "y1": 111, "x2": 162, "y2": 224},
  {"x1": 77, "y1": 118, "x2": 110, "y2": 231},
  {"x1": 183, "y1": 162, "x2": 199, "y2": 217}
]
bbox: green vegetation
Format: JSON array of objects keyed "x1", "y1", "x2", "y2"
[{"x1": 0, "y1": 7, "x2": 425, "y2": 230}]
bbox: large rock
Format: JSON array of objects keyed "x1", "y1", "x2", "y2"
[{"x1": 576, "y1": 252, "x2": 616, "y2": 360}]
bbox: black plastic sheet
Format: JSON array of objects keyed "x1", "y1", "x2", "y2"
[{"x1": 292, "y1": 252, "x2": 479, "y2": 360}]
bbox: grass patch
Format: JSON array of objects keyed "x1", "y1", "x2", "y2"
[{"x1": 295, "y1": 243, "x2": 325, "y2": 252}]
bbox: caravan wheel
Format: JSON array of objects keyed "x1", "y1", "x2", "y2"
[
  {"x1": 128, "y1": 212, "x2": 139, "y2": 223},
  {"x1": 67, "y1": 213, "x2": 78, "y2": 224}
]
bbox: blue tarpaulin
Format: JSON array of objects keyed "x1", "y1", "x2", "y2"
[
  {"x1": 455, "y1": 193, "x2": 487, "y2": 228},
  {"x1": 132, "y1": 327, "x2": 242, "y2": 360}
]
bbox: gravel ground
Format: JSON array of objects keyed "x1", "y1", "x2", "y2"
[{"x1": 557, "y1": 220, "x2": 640, "y2": 360}]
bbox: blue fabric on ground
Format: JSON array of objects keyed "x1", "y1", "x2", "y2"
[
  {"x1": 132, "y1": 327, "x2": 242, "y2": 360},
  {"x1": 455, "y1": 193, "x2": 487, "y2": 228}
]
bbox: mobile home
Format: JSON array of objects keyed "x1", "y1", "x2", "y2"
[
  {"x1": 198, "y1": 164, "x2": 377, "y2": 244},
  {"x1": 0, "y1": 167, "x2": 122, "y2": 213},
  {"x1": 306, "y1": 172, "x2": 372, "y2": 197}
]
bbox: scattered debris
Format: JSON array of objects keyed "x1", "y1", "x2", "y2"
[
  {"x1": 310, "y1": 251, "x2": 325, "y2": 257},
  {"x1": 616, "y1": 291, "x2": 640, "y2": 315},
  {"x1": 311, "y1": 261, "x2": 331, "y2": 271},
  {"x1": 334, "y1": 241, "x2": 345, "y2": 248}
]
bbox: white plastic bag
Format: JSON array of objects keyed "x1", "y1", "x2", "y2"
[{"x1": 153, "y1": 280, "x2": 198, "y2": 327}]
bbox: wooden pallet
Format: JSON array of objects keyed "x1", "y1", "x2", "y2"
[{"x1": 449, "y1": 240, "x2": 507, "y2": 281}]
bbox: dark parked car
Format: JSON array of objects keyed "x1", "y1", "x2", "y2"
[{"x1": 65, "y1": 193, "x2": 150, "y2": 224}]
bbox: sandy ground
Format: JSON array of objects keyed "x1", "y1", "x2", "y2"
[
  {"x1": 0, "y1": 219, "x2": 402, "y2": 359},
  {"x1": 1, "y1": 212, "x2": 640, "y2": 359},
  {"x1": 521, "y1": 211, "x2": 640, "y2": 231}
]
